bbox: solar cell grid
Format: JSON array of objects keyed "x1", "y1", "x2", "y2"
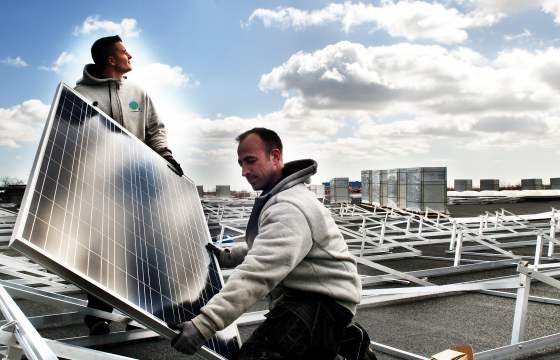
[{"x1": 12, "y1": 83, "x2": 239, "y2": 359}]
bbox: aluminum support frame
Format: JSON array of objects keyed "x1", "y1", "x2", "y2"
[
  {"x1": 0, "y1": 284, "x2": 57, "y2": 360},
  {"x1": 511, "y1": 264, "x2": 531, "y2": 344}
]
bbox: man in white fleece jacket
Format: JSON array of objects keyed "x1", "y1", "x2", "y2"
[
  {"x1": 172, "y1": 128, "x2": 362, "y2": 359},
  {"x1": 75, "y1": 35, "x2": 184, "y2": 336}
]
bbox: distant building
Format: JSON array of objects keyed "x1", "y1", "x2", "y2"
[
  {"x1": 361, "y1": 170, "x2": 373, "y2": 204},
  {"x1": 215, "y1": 185, "x2": 231, "y2": 198},
  {"x1": 387, "y1": 169, "x2": 407, "y2": 208},
  {"x1": 521, "y1": 178, "x2": 543, "y2": 190},
  {"x1": 375, "y1": 170, "x2": 388, "y2": 207},
  {"x1": 349, "y1": 181, "x2": 361, "y2": 190},
  {"x1": 405, "y1": 167, "x2": 447, "y2": 212},
  {"x1": 362, "y1": 167, "x2": 446, "y2": 212},
  {"x1": 454, "y1": 179, "x2": 472, "y2": 192},
  {"x1": 480, "y1": 179, "x2": 499, "y2": 191},
  {"x1": 329, "y1": 178, "x2": 350, "y2": 204}
]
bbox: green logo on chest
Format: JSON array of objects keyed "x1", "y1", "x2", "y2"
[{"x1": 129, "y1": 101, "x2": 140, "y2": 110}]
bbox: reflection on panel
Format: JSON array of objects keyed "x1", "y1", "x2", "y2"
[{"x1": 12, "y1": 84, "x2": 239, "y2": 359}]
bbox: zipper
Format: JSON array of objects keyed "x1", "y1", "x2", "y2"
[
  {"x1": 108, "y1": 81, "x2": 124, "y2": 125},
  {"x1": 114, "y1": 81, "x2": 124, "y2": 125},
  {"x1": 108, "y1": 82, "x2": 114, "y2": 119}
]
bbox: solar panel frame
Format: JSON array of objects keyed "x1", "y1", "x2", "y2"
[{"x1": 10, "y1": 82, "x2": 239, "y2": 360}]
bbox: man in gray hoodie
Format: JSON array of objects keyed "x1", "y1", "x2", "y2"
[
  {"x1": 75, "y1": 35, "x2": 183, "y2": 174},
  {"x1": 172, "y1": 128, "x2": 362, "y2": 359},
  {"x1": 75, "y1": 35, "x2": 184, "y2": 335}
]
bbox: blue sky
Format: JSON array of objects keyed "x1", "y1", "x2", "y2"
[{"x1": 2, "y1": 0, "x2": 560, "y2": 190}]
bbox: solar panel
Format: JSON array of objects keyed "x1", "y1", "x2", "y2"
[{"x1": 10, "y1": 83, "x2": 240, "y2": 359}]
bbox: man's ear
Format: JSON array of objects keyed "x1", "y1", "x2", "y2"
[
  {"x1": 270, "y1": 148, "x2": 282, "y2": 165},
  {"x1": 107, "y1": 56, "x2": 116, "y2": 66}
]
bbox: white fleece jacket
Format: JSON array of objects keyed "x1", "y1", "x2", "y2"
[{"x1": 192, "y1": 160, "x2": 361, "y2": 340}]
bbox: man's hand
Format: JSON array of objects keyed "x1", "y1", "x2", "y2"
[
  {"x1": 206, "y1": 243, "x2": 231, "y2": 263},
  {"x1": 164, "y1": 155, "x2": 184, "y2": 176},
  {"x1": 171, "y1": 321, "x2": 205, "y2": 355},
  {"x1": 206, "y1": 242, "x2": 224, "y2": 257}
]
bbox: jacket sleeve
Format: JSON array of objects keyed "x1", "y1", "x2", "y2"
[
  {"x1": 191, "y1": 201, "x2": 313, "y2": 339},
  {"x1": 144, "y1": 94, "x2": 172, "y2": 158}
]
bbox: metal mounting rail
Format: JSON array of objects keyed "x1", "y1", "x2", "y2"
[{"x1": 0, "y1": 283, "x2": 57, "y2": 360}]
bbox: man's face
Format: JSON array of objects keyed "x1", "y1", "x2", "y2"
[
  {"x1": 109, "y1": 42, "x2": 132, "y2": 74},
  {"x1": 237, "y1": 134, "x2": 282, "y2": 191}
]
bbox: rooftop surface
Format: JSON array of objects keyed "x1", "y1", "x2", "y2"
[{"x1": 1, "y1": 199, "x2": 560, "y2": 359}]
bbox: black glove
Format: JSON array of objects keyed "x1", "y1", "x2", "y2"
[
  {"x1": 206, "y1": 243, "x2": 222, "y2": 257},
  {"x1": 206, "y1": 243, "x2": 230, "y2": 260},
  {"x1": 171, "y1": 321, "x2": 206, "y2": 355},
  {"x1": 164, "y1": 155, "x2": 184, "y2": 176}
]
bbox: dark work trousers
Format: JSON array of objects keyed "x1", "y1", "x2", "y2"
[
  {"x1": 84, "y1": 293, "x2": 113, "y2": 328},
  {"x1": 238, "y1": 290, "x2": 353, "y2": 360}
]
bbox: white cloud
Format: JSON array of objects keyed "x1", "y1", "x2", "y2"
[
  {"x1": 543, "y1": 0, "x2": 560, "y2": 24},
  {"x1": 39, "y1": 51, "x2": 75, "y2": 73},
  {"x1": 1, "y1": 56, "x2": 28, "y2": 67},
  {"x1": 469, "y1": 0, "x2": 536, "y2": 14},
  {"x1": 245, "y1": 4, "x2": 343, "y2": 30},
  {"x1": 504, "y1": 28, "x2": 532, "y2": 41},
  {"x1": 149, "y1": 40, "x2": 560, "y2": 189},
  {"x1": 471, "y1": 115, "x2": 548, "y2": 134},
  {"x1": 0, "y1": 100, "x2": 49, "y2": 148},
  {"x1": 246, "y1": 1, "x2": 560, "y2": 44},
  {"x1": 161, "y1": 100, "x2": 345, "y2": 162},
  {"x1": 85, "y1": 38, "x2": 559, "y2": 188},
  {"x1": 259, "y1": 41, "x2": 560, "y2": 116},
  {"x1": 127, "y1": 63, "x2": 191, "y2": 94},
  {"x1": 74, "y1": 16, "x2": 140, "y2": 38},
  {"x1": 471, "y1": 0, "x2": 560, "y2": 24},
  {"x1": 246, "y1": 1, "x2": 501, "y2": 44},
  {"x1": 241, "y1": 40, "x2": 560, "y2": 174},
  {"x1": 147, "y1": 82, "x2": 351, "y2": 187}
]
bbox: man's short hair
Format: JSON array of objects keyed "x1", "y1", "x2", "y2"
[
  {"x1": 91, "y1": 35, "x2": 122, "y2": 66},
  {"x1": 236, "y1": 127, "x2": 283, "y2": 154}
]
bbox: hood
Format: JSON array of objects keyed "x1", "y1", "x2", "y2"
[
  {"x1": 263, "y1": 159, "x2": 317, "y2": 199},
  {"x1": 244, "y1": 159, "x2": 317, "y2": 246},
  {"x1": 76, "y1": 64, "x2": 123, "y2": 86}
]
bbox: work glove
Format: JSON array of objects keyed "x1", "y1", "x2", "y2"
[
  {"x1": 206, "y1": 243, "x2": 231, "y2": 263},
  {"x1": 164, "y1": 155, "x2": 184, "y2": 176},
  {"x1": 171, "y1": 321, "x2": 205, "y2": 355},
  {"x1": 206, "y1": 242, "x2": 225, "y2": 257}
]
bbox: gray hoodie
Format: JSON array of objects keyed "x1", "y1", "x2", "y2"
[
  {"x1": 192, "y1": 159, "x2": 362, "y2": 340},
  {"x1": 75, "y1": 64, "x2": 171, "y2": 157}
]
